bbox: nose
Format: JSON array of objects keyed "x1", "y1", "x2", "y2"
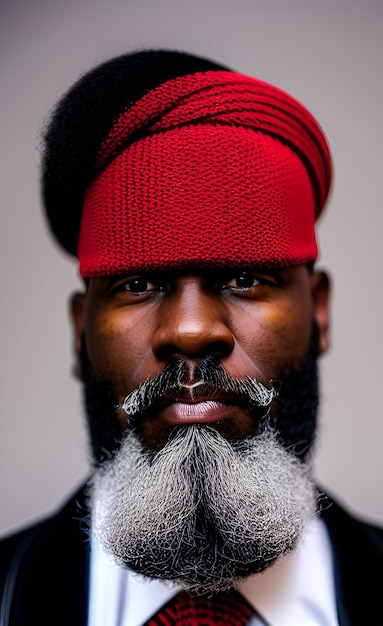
[{"x1": 151, "y1": 278, "x2": 235, "y2": 361}]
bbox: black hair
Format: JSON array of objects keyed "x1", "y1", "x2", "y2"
[{"x1": 41, "y1": 49, "x2": 228, "y2": 256}]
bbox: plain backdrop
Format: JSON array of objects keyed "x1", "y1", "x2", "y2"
[{"x1": 1, "y1": 0, "x2": 382, "y2": 537}]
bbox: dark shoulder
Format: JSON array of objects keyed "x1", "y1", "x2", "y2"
[
  {"x1": 0, "y1": 485, "x2": 89, "y2": 560},
  {"x1": 0, "y1": 515, "x2": 52, "y2": 574},
  {"x1": 320, "y1": 492, "x2": 383, "y2": 624},
  {"x1": 321, "y1": 492, "x2": 383, "y2": 554},
  {"x1": 0, "y1": 486, "x2": 90, "y2": 625}
]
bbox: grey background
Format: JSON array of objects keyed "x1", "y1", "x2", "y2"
[{"x1": 1, "y1": 0, "x2": 382, "y2": 536}]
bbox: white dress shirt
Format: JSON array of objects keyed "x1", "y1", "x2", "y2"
[{"x1": 87, "y1": 516, "x2": 339, "y2": 626}]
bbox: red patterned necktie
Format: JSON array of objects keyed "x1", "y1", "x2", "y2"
[{"x1": 142, "y1": 588, "x2": 255, "y2": 625}]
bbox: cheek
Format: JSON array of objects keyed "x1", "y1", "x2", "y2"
[
  {"x1": 84, "y1": 308, "x2": 154, "y2": 394},
  {"x1": 231, "y1": 300, "x2": 313, "y2": 379},
  {"x1": 269, "y1": 307, "x2": 313, "y2": 374}
]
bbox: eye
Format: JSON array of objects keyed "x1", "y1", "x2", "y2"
[
  {"x1": 225, "y1": 272, "x2": 260, "y2": 290},
  {"x1": 106, "y1": 274, "x2": 166, "y2": 297},
  {"x1": 123, "y1": 276, "x2": 165, "y2": 294},
  {"x1": 219, "y1": 270, "x2": 282, "y2": 294}
]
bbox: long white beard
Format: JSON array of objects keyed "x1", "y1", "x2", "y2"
[{"x1": 88, "y1": 425, "x2": 317, "y2": 595}]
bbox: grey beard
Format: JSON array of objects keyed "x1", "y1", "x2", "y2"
[{"x1": 88, "y1": 424, "x2": 317, "y2": 595}]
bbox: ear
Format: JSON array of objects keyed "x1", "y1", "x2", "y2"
[
  {"x1": 70, "y1": 292, "x2": 86, "y2": 379},
  {"x1": 311, "y1": 270, "x2": 331, "y2": 355}
]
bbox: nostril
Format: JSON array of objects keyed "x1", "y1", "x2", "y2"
[
  {"x1": 152, "y1": 325, "x2": 235, "y2": 361},
  {"x1": 155, "y1": 339, "x2": 233, "y2": 362},
  {"x1": 206, "y1": 339, "x2": 234, "y2": 358}
]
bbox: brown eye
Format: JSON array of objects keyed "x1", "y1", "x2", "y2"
[
  {"x1": 123, "y1": 276, "x2": 166, "y2": 294},
  {"x1": 225, "y1": 273, "x2": 260, "y2": 290},
  {"x1": 124, "y1": 278, "x2": 153, "y2": 293},
  {"x1": 222, "y1": 270, "x2": 283, "y2": 292}
]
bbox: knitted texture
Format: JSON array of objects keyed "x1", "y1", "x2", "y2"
[
  {"x1": 42, "y1": 50, "x2": 227, "y2": 256},
  {"x1": 78, "y1": 70, "x2": 332, "y2": 277},
  {"x1": 142, "y1": 589, "x2": 254, "y2": 626}
]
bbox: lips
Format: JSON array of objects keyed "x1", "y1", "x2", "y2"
[
  {"x1": 158, "y1": 399, "x2": 232, "y2": 425},
  {"x1": 153, "y1": 382, "x2": 246, "y2": 426},
  {"x1": 120, "y1": 370, "x2": 275, "y2": 439},
  {"x1": 136, "y1": 386, "x2": 264, "y2": 443}
]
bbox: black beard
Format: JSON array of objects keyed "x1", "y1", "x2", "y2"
[
  {"x1": 274, "y1": 322, "x2": 320, "y2": 458},
  {"x1": 81, "y1": 322, "x2": 320, "y2": 464}
]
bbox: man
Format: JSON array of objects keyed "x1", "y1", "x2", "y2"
[{"x1": 0, "y1": 49, "x2": 382, "y2": 625}]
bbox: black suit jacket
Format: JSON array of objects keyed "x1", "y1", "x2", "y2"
[{"x1": 1, "y1": 486, "x2": 382, "y2": 625}]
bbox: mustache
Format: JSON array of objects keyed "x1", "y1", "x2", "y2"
[{"x1": 118, "y1": 354, "x2": 278, "y2": 427}]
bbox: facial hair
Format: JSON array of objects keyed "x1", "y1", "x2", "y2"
[
  {"x1": 89, "y1": 424, "x2": 316, "y2": 594},
  {"x1": 82, "y1": 324, "x2": 321, "y2": 594},
  {"x1": 81, "y1": 322, "x2": 320, "y2": 464},
  {"x1": 119, "y1": 354, "x2": 277, "y2": 429}
]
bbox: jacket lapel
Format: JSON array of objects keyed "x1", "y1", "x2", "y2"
[
  {"x1": 321, "y1": 493, "x2": 383, "y2": 625},
  {"x1": 4, "y1": 486, "x2": 90, "y2": 626}
]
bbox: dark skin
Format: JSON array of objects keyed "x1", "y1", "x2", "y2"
[{"x1": 71, "y1": 266, "x2": 330, "y2": 449}]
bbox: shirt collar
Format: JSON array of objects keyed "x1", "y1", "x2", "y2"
[{"x1": 236, "y1": 515, "x2": 339, "y2": 625}]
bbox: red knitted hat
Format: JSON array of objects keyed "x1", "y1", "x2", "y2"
[{"x1": 77, "y1": 69, "x2": 332, "y2": 277}]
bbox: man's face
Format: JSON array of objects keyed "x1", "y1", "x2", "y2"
[
  {"x1": 73, "y1": 266, "x2": 328, "y2": 446},
  {"x1": 71, "y1": 264, "x2": 330, "y2": 592}
]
